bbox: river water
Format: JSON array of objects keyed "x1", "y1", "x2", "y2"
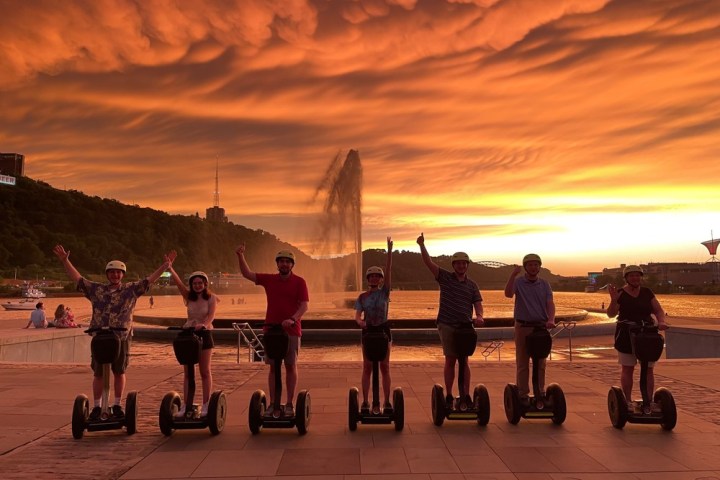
[{"x1": 4, "y1": 290, "x2": 719, "y2": 363}]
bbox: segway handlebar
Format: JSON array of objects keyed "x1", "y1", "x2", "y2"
[{"x1": 84, "y1": 326, "x2": 128, "y2": 335}]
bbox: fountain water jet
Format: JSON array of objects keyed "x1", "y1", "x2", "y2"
[{"x1": 310, "y1": 149, "x2": 363, "y2": 292}]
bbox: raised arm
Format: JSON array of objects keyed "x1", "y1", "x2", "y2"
[
  {"x1": 606, "y1": 284, "x2": 620, "y2": 318},
  {"x1": 504, "y1": 265, "x2": 522, "y2": 298},
  {"x1": 147, "y1": 250, "x2": 175, "y2": 284},
  {"x1": 235, "y1": 243, "x2": 257, "y2": 283},
  {"x1": 53, "y1": 245, "x2": 83, "y2": 285},
  {"x1": 385, "y1": 236, "x2": 393, "y2": 290},
  {"x1": 416, "y1": 233, "x2": 439, "y2": 278},
  {"x1": 168, "y1": 265, "x2": 189, "y2": 298}
]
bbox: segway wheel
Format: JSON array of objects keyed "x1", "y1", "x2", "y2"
[
  {"x1": 608, "y1": 386, "x2": 628, "y2": 429},
  {"x1": 348, "y1": 388, "x2": 359, "y2": 431},
  {"x1": 159, "y1": 392, "x2": 181, "y2": 436},
  {"x1": 431, "y1": 384, "x2": 445, "y2": 426},
  {"x1": 393, "y1": 387, "x2": 405, "y2": 432},
  {"x1": 248, "y1": 390, "x2": 266, "y2": 434},
  {"x1": 546, "y1": 383, "x2": 566, "y2": 425},
  {"x1": 208, "y1": 391, "x2": 227, "y2": 435},
  {"x1": 503, "y1": 384, "x2": 521, "y2": 425},
  {"x1": 473, "y1": 384, "x2": 490, "y2": 426},
  {"x1": 296, "y1": 390, "x2": 311, "y2": 435},
  {"x1": 653, "y1": 388, "x2": 677, "y2": 431},
  {"x1": 125, "y1": 391, "x2": 138, "y2": 435},
  {"x1": 72, "y1": 394, "x2": 89, "y2": 439}
]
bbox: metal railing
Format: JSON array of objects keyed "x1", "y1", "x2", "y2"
[
  {"x1": 551, "y1": 320, "x2": 577, "y2": 362},
  {"x1": 479, "y1": 340, "x2": 504, "y2": 362},
  {"x1": 232, "y1": 322, "x2": 264, "y2": 363}
]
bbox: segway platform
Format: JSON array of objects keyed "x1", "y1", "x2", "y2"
[
  {"x1": 608, "y1": 324, "x2": 676, "y2": 430},
  {"x1": 503, "y1": 327, "x2": 566, "y2": 425}
]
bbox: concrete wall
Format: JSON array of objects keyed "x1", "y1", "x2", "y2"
[
  {"x1": 0, "y1": 329, "x2": 90, "y2": 363},
  {"x1": 666, "y1": 327, "x2": 720, "y2": 359}
]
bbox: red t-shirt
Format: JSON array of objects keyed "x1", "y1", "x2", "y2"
[{"x1": 256, "y1": 273, "x2": 309, "y2": 337}]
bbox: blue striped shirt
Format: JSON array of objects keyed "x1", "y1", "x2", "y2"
[{"x1": 435, "y1": 268, "x2": 482, "y2": 325}]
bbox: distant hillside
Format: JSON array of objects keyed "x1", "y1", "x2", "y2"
[{"x1": 0, "y1": 177, "x2": 581, "y2": 291}]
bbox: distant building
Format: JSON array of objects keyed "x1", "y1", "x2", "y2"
[
  {"x1": 0, "y1": 153, "x2": 24, "y2": 177},
  {"x1": 206, "y1": 206, "x2": 227, "y2": 223},
  {"x1": 603, "y1": 262, "x2": 717, "y2": 290}
]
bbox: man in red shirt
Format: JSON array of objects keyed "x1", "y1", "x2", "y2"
[{"x1": 236, "y1": 244, "x2": 309, "y2": 416}]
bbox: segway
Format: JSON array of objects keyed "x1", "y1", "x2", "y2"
[
  {"x1": 248, "y1": 324, "x2": 310, "y2": 435},
  {"x1": 348, "y1": 326, "x2": 404, "y2": 431},
  {"x1": 504, "y1": 327, "x2": 566, "y2": 425},
  {"x1": 431, "y1": 323, "x2": 490, "y2": 426},
  {"x1": 71, "y1": 326, "x2": 138, "y2": 439},
  {"x1": 159, "y1": 327, "x2": 227, "y2": 436},
  {"x1": 608, "y1": 324, "x2": 676, "y2": 430}
]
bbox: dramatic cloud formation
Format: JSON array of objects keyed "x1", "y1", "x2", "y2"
[{"x1": 1, "y1": 0, "x2": 718, "y2": 274}]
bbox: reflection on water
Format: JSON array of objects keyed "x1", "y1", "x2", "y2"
[{"x1": 4, "y1": 290, "x2": 720, "y2": 323}]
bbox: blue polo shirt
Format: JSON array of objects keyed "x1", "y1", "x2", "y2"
[{"x1": 511, "y1": 276, "x2": 553, "y2": 325}]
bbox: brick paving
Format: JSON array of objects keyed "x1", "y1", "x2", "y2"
[{"x1": 1, "y1": 359, "x2": 720, "y2": 479}]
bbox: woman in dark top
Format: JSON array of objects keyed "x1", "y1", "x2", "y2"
[{"x1": 606, "y1": 265, "x2": 669, "y2": 405}]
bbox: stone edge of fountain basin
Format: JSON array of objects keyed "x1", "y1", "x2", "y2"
[{"x1": 133, "y1": 310, "x2": 612, "y2": 342}]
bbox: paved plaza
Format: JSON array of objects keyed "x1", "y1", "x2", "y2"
[{"x1": 1, "y1": 357, "x2": 719, "y2": 480}]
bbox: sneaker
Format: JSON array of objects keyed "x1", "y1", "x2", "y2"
[
  {"x1": 112, "y1": 404, "x2": 125, "y2": 418},
  {"x1": 445, "y1": 394, "x2": 454, "y2": 410},
  {"x1": 89, "y1": 406, "x2": 102, "y2": 422},
  {"x1": 284, "y1": 404, "x2": 295, "y2": 417},
  {"x1": 360, "y1": 401, "x2": 370, "y2": 414},
  {"x1": 200, "y1": 403, "x2": 209, "y2": 417},
  {"x1": 175, "y1": 404, "x2": 187, "y2": 418},
  {"x1": 383, "y1": 402, "x2": 394, "y2": 415}
]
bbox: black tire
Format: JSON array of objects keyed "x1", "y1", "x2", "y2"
[
  {"x1": 393, "y1": 387, "x2": 405, "y2": 432},
  {"x1": 474, "y1": 384, "x2": 490, "y2": 426},
  {"x1": 653, "y1": 388, "x2": 677, "y2": 431},
  {"x1": 159, "y1": 392, "x2": 181, "y2": 436},
  {"x1": 125, "y1": 391, "x2": 138, "y2": 435},
  {"x1": 348, "y1": 388, "x2": 359, "y2": 432},
  {"x1": 608, "y1": 386, "x2": 628, "y2": 429},
  {"x1": 547, "y1": 383, "x2": 566, "y2": 425},
  {"x1": 208, "y1": 391, "x2": 227, "y2": 435},
  {"x1": 431, "y1": 384, "x2": 445, "y2": 426},
  {"x1": 503, "y1": 384, "x2": 521, "y2": 425},
  {"x1": 72, "y1": 394, "x2": 88, "y2": 439},
  {"x1": 296, "y1": 390, "x2": 311, "y2": 435},
  {"x1": 248, "y1": 390, "x2": 265, "y2": 434}
]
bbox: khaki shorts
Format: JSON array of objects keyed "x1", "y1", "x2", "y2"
[
  {"x1": 618, "y1": 351, "x2": 656, "y2": 368},
  {"x1": 265, "y1": 335, "x2": 300, "y2": 366},
  {"x1": 438, "y1": 322, "x2": 460, "y2": 357}
]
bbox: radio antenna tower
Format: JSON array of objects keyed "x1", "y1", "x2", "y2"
[{"x1": 213, "y1": 155, "x2": 220, "y2": 208}]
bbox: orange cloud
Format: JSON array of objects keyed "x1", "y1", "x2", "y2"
[{"x1": 1, "y1": 0, "x2": 718, "y2": 274}]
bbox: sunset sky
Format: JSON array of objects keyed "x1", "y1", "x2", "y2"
[{"x1": 1, "y1": 0, "x2": 719, "y2": 275}]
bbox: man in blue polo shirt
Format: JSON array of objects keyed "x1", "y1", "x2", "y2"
[{"x1": 504, "y1": 253, "x2": 556, "y2": 405}]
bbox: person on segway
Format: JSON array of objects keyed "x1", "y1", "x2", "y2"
[
  {"x1": 504, "y1": 253, "x2": 556, "y2": 408},
  {"x1": 607, "y1": 265, "x2": 669, "y2": 410},
  {"x1": 167, "y1": 266, "x2": 218, "y2": 417},
  {"x1": 236, "y1": 244, "x2": 309, "y2": 416},
  {"x1": 417, "y1": 233, "x2": 484, "y2": 410},
  {"x1": 355, "y1": 236, "x2": 393, "y2": 414},
  {"x1": 53, "y1": 244, "x2": 175, "y2": 421}
]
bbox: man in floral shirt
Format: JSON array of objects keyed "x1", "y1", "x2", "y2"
[{"x1": 53, "y1": 245, "x2": 175, "y2": 420}]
